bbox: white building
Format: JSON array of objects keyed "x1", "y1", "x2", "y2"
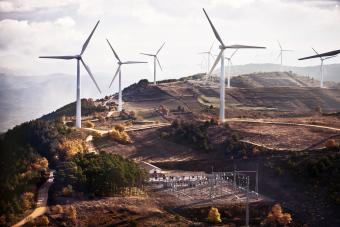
[{"x1": 139, "y1": 161, "x2": 162, "y2": 175}]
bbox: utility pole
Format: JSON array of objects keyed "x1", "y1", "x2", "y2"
[
  {"x1": 246, "y1": 176, "x2": 250, "y2": 227},
  {"x1": 233, "y1": 165, "x2": 237, "y2": 191},
  {"x1": 256, "y1": 164, "x2": 259, "y2": 198}
]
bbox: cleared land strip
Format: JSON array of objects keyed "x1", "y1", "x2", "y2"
[{"x1": 225, "y1": 118, "x2": 340, "y2": 132}]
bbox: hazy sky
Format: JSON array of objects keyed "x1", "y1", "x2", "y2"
[{"x1": 1, "y1": 0, "x2": 340, "y2": 82}]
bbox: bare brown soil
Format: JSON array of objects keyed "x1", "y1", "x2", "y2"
[
  {"x1": 228, "y1": 121, "x2": 339, "y2": 150},
  {"x1": 49, "y1": 196, "x2": 191, "y2": 226}
]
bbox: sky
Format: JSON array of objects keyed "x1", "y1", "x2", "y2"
[{"x1": 0, "y1": 0, "x2": 340, "y2": 83}]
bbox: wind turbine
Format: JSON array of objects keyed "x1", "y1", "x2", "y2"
[
  {"x1": 225, "y1": 49, "x2": 238, "y2": 88},
  {"x1": 39, "y1": 20, "x2": 101, "y2": 129},
  {"x1": 300, "y1": 48, "x2": 338, "y2": 88},
  {"x1": 107, "y1": 39, "x2": 147, "y2": 112},
  {"x1": 197, "y1": 56, "x2": 206, "y2": 73},
  {"x1": 140, "y1": 42, "x2": 165, "y2": 85},
  {"x1": 203, "y1": 8, "x2": 265, "y2": 122},
  {"x1": 277, "y1": 41, "x2": 292, "y2": 65},
  {"x1": 198, "y1": 41, "x2": 215, "y2": 79}
]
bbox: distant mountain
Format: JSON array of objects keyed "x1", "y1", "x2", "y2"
[
  {"x1": 231, "y1": 71, "x2": 338, "y2": 88},
  {"x1": 217, "y1": 63, "x2": 340, "y2": 82},
  {"x1": 0, "y1": 73, "x2": 113, "y2": 132}
]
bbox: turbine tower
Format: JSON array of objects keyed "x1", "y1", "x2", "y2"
[
  {"x1": 39, "y1": 20, "x2": 102, "y2": 129},
  {"x1": 107, "y1": 39, "x2": 147, "y2": 112},
  {"x1": 140, "y1": 42, "x2": 165, "y2": 85},
  {"x1": 277, "y1": 40, "x2": 292, "y2": 65},
  {"x1": 225, "y1": 49, "x2": 238, "y2": 88},
  {"x1": 203, "y1": 8, "x2": 265, "y2": 122},
  {"x1": 198, "y1": 41, "x2": 215, "y2": 79},
  {"x1": 300, "y1": 48, "x2": 338, "y2": 88}
]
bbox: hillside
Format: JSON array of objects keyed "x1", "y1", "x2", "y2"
[
  {"x1": 1, "y1": 64, "x2": 339, "y2": 132},
  {"x1": 231, "y1": 71, "x2": 321, "y2": 88}
]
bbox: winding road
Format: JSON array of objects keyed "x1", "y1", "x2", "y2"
[{"x1": 12, "y1": 170, "x2": 55, "y2": 227}]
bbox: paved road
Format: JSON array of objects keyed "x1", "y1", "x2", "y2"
[{"x1": 12, "y1": 170, "x2": 55, "y2": 227}]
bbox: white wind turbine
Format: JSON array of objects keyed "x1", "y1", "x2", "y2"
[
  {"x1": 225, "y1": 49, "x2": 238, "y2": 88},
  {"x1": 106, "y1": 39, "x2": 147, "y2": 112},
  {"x1": 198, "y1": 41, "x2": 215, "y2": 79},
  {"x1": 39, "y1": 20, "x2": 101, "y2": 129},
  {"x1": 197, "y1": 56, "x2": 206, "y2": 73},
  {"x1": 140, "y1": 42, "x2": 165, "y2": 85},
  {"x1": 277, "y1": 40, "x2": 292, "y2": 65},
  {"x1": 311, "y1": 47, "x2": 337, "y2": 88},
  {"x1": 203, "y1": 8, "x2": 265, "y2": 122}
]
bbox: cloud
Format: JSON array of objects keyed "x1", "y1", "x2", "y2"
[
  {"x1": 55, "y1": 17, "x2": 76, "y2": 28},
  {"x1": 0, "y1": 0, "x2": 339, "y2": 78},
  {"x1": 0, "y1": 0, "x2": 78, "y2": 12}
]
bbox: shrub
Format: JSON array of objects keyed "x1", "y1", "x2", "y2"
[
  {"x1": 32, "y1": 157, "x2": 49, "y2": 171},
  {"x1": 58, "y1": 139, "x2": 87, "y2": 158},
  {"x1": 114, "y1": 124, "x2": 125, "y2": 132},
  {"x1": 66, "y1": 205, "x2": 77, "y2": 222},
  {"x1": 62, "y1": 185, "x2": 74, "y2": 196},
  {"x1": 159, "y1": 105, "x2": 169, "y2": 116},
  {"x1": 129, "y1": 111, "x2": 137, "y2": 119},
  {"x1": 325, "y1": 139, "x2": 338, "y2": 149},
  {"x1": 92, "y1": 131, "x2": 102, "y2": 139},
  {"x1": 0, "y1": 215, "x2": 6, "y2": 225},
  {"x1": 207, "y1": 207, "x2": 221, "y2": 223},
  {"x1": 262, "y1": 204, "x2": 292, "y2": 226},
  {"x1": 36, "y1": 215, "x2": 49, "y2": 225},
  {"x1": 160, "y1": 131, "x2": 169, "y2": 139},
  {"x1": 83, "y1": 120, "x2": 95, "y2": 128},
  {"x1": 168, "y1": 120, "x2": 212, "y2": 151},
  {"x1": 21, "y1": 192, "x2": 35, "y2": 210},
  {"x1": 109, "y1": 128, "x2": 132, "y2": 144},
  {"x1": 51, "y1": 205, "x2": 64, "y2": 214}
]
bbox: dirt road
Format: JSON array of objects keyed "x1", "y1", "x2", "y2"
[{"x1": 12, "y1": 171, "x2": 55, "y2": 227}]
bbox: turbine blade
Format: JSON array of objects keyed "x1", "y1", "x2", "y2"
[
  {"x1": 106, "y1": 39, "x2": 121, "y2": 62},
  {"x1": 230, "y1": 49, "x2": 238, "y2": 58},
  {"x1": 156, "y1": 42, "x2": 165, "y2": 55},
  {"x1": 203, "y1": 8, "x2": 225, "y2": 47},
  {"x1": 39, "y1": 55, "x2": 75, "y2": 59},
  {"x1": 109, "y1": 66, "x2": 120, "y2": 88},
  {"x1": 209, "y1": 41, "x2": 215, "y2": 52},
  {"x1": 225, "y1": 45, "x2": 266, "y2": 49},
  {"x1": 156, "y1": 57, "x2": 162, "y2": 71},
  {"x1": 277, "y1": 40, "x2": 282, "y2": 50},
  {"x1": 80, "y1": 58, "x2": 101, "y2": 93},
  {"x1": 312, "y1": 47, "x2": 320, "y2": 55},
  {"x1": 208, "y1": 49, "x2": 223, "y2": 76},
  {"x1": 80, "y1": 20, "x2": 100, "y2": 55},
  {"x1": 299, "y1": 49, "x2": 340, "y2": 60},
  {"x1": 324, "y1": 55, "x2": 337, "y2": 60},
  {"x1": 277, "y1": 52, "x2": 282, "y2": 59},
  {"x1": 140, "y1": 53, "x2": 154, "y2": 56},
  {"x1": 123, "y1": 61, "x2": 147, "y2": 64}
]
